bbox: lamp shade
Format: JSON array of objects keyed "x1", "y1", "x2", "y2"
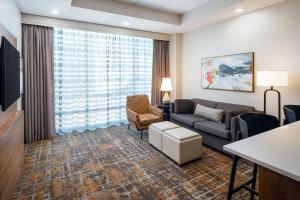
[
  {"x1": 160, "y1": 78, "x2": 173, "y2": 91},
  {"x1": 257, "y1": 71, "x2": 288, "y2": 86}
]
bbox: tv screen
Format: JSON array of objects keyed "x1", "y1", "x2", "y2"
[{"x1": 0, "y1": 37, "x2": 20, "y2": 111}]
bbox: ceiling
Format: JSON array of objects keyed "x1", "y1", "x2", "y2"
[
  {"x1": 115, "y1": 0, "x2": 212, "y2": 14},
  {"x1": 17, "y1": 0, "x2": 286, "y2": 34}
]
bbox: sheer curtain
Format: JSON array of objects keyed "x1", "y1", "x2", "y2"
[{"x1": 53, "y1": 28, "x2": 153, "y2": 134}]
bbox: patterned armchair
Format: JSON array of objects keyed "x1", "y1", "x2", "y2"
[{"x1": 126, "y1": 95, "x2": 163, "y2": 139}]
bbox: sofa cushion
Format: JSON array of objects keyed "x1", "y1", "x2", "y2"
[
  {"x1": 216, "y1": 102, "x2": 255, "y2": 125},
  {"x1": 216, "y1": 102, "x2": 255, "y2": 113},
  {"x1": 192, "y1": 98, "x2": 217, "y2": 112},
  {"x1": 173, "y1": 99, "x2": 194, "y2": 114},
  {"x1": 171, "y1": 113, "x2": 207, "y2": 127},
  {"x1": 194, "y1": 104, "x2": 225, "y2": 122},
  {"x1": 194, "y1": 121, "x2": 231, "y2": 139}
]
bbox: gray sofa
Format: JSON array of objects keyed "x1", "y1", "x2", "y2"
[{"x1": 170, "y1": 98, "x2": 255, "y2": 153}]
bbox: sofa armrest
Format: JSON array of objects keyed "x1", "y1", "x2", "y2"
[
  {"x1": 127, "y1": 108, "x2": 139, "y2": 123},
  {"x1": 173, "y1": 99, "x2": 194, "y2": 114},
  {"x1": 230, "y1": 116, "x2": 240, "y2": 141},
  {"x1": 149, "y1": 105, "x2": 163, "y2": 120},
  {"x1": 225, "y1": 109, "x2": 250, "y2": 130},
  {"x1": 171, "y1": 102, "x2": 175, "y2": 113}
]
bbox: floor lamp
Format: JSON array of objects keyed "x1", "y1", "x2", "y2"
[{"x1": 257, "y1": 71, "x2": 288, "y2": 123}]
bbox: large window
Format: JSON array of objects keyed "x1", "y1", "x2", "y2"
[{"x1": 53, "y1": 28, "x2": 153, "y2": 134}]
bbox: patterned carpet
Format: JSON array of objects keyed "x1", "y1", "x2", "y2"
[{"x1": 12, "y1": 126, "x2": 254, "y2": 200}]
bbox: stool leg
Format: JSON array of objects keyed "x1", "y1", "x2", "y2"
[
  {"x1": 250, "y1": 163, "x2": 258, "y2": 200},
  {"x1": 227, "y1": 156, "x2": 239, "y2": 200}
]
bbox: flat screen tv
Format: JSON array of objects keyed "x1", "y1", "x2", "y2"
[{"x1": 0, "y1": 37, "x2": 20, "y2": 111}]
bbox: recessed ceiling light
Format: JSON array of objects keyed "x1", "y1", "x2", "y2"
[
  {"x1": 235, "y1": 8, "x2": 244, "y2": 13},
  {"x1": 51, "y1": 10, "x2": 59, "y2": 15},
  {"x1": 123, "y1": 21, "x2": 129, "y2": 26}
]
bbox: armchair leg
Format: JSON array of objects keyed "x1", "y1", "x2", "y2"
[
  {"x1": 140, "y1": 130, "x2": 143, "y2": 140},
  {"x1": 127, "y1": 124, "x2": 130, "y2": 130}
]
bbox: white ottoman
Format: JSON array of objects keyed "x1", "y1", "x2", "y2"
[
  {"x1": 163, "y1": 127, "x2": 202, "y2": 165},
  {"x1": 149, "y1": 121, "x2": 180, "y2": 151}
]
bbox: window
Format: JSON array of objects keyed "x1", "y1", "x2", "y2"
[{"x1": 53, "y1": 28, "x2": 153, "y2": 134}]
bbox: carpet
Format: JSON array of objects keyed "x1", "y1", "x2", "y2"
[{"x1": 12, "y1": 126, "x2": 254, "y2": 200}]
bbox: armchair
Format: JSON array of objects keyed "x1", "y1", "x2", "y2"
[
  {"x1": 126, "y1": 95, "x2": 163, "y2": 139},
  {"x1": 283, "y1": 105, "x2": 300, "y2": 125}
]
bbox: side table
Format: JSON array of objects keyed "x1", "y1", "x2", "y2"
[{"x1": 157, "y1": 103, "x2": 171, "y2": 121}]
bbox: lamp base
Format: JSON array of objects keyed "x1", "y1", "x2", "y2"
[
  {"x1": 162, "y1": 92, "x2": 170, "y2": 104},
  {"x1": 264, "y1": 86, "x2": 281, "y2": 123}
]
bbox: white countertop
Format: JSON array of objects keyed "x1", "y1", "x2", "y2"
[{"x1": 224, "y1": 121, "x2": 300, "y2": 182}]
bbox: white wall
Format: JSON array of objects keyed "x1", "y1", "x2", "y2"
[
  {"x1": 0, "y1": 0, "x2": 21, "y2": 51},
  {"x1": 181, "y1": 0, "x2": 300, "y2": 117}
]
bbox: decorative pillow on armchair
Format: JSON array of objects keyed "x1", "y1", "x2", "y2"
[{"x1": 194, "y1": 104, "x2": 225, "y2": 122}]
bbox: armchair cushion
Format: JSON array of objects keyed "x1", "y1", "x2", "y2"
[
  {"x1": 149, "y1": 105, "x2": 163, "y2": 120},
  {"x1": 138, "y1": 114, "x2": 161, "y2": 126}
]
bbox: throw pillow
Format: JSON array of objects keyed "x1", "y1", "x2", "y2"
[{"x1": 194, "y1": 104, "x2": 225, "y2": 122}]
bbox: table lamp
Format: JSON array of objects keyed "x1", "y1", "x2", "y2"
[
  {"x1": 257, "y1": 70, "x2": 288, "y2": 122},
  {"x1": 160, "y1": 78, "x2": 173, "y2": 104}
]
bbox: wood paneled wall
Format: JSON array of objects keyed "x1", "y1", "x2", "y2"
[
  {"x1": 0, "y1": 112, "x2": 24, "y2": 200},
  {"x1": 0, "y1": 23, "x2": 24, "y2": 200}
]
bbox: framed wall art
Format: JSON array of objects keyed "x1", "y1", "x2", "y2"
[{"x1": 201, "y1": 52, "x2": 254, "y2": 92}]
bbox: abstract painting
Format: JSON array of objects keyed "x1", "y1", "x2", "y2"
[{"x1": 201, "y1": 52, "x2": 254, "y2": 92}]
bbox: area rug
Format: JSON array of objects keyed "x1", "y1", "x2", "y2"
[{"x1": 12, "y1": 126, "x2": 254, "y2": 200}]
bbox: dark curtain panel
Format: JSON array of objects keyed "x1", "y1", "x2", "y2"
[
  {"x1": 151, "y1": 40, "x2": 170, "y2": 106},
  {"x1": 22, "y1": 24, "x2": 55, "y2": 143}
]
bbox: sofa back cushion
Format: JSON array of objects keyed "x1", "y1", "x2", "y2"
[
  {"x1": 194, "y1": 104, "x2": 225, "y2": 122},
  {"x1": 216, "y1": 102, "x2": 255, "y2": 112},
  {"x1": 173, "y1": 99, "x2": 194, "y2": 114},
  {"x1": 216, "y1": 102, "x2": 255, "y2": 130},
  {"x1": 192, "y1": 98, "x2": 217, "y2": 112}
]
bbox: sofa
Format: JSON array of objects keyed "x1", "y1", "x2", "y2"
[{"x1": 170, "y1": 98, "x2": 255, "y2": 153}]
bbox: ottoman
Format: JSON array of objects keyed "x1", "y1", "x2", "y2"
[
  {"x1": 163, "y1": 127, "x2": 202, "y2": 165},
  {"x1": 149, "y1": 121, "x2": 180, "y2": 151}
]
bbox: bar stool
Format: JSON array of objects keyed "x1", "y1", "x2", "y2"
[{"x1": 227, "y1": 113, "x2": 279, "y2": 200}]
